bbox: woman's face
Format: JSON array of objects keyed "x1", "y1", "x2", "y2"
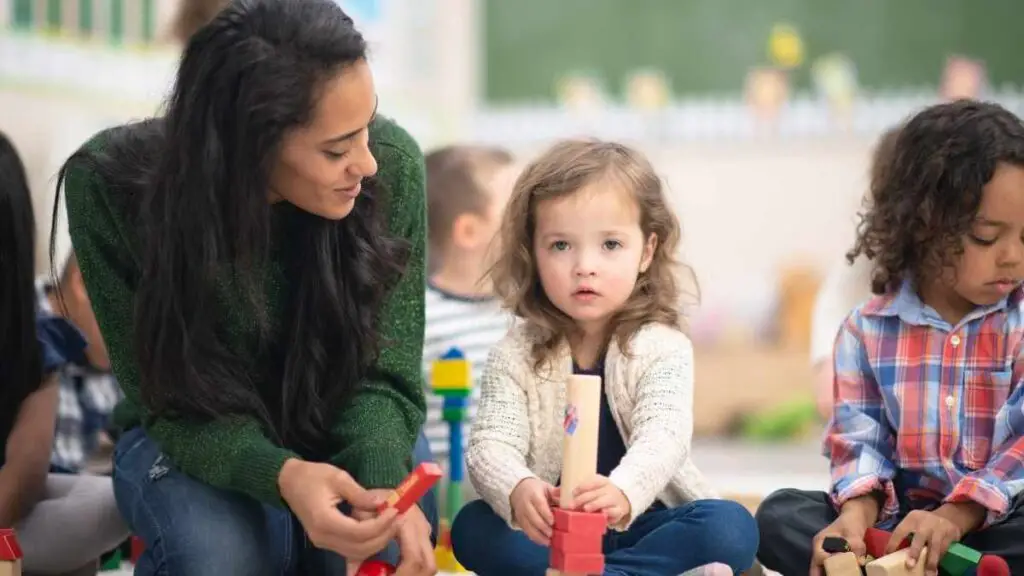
[{"x1": 269, "y1": 59, "x2": 379, "y2": 220}]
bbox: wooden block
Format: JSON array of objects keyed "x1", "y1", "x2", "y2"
[
  {"x1": 0, "y1": 528, "x2": 22, "y2": 576},
  {"x1": 822, "y1": 536, "x2": 851, "y2": 553},
  {"x1": 865, "y1": 548, "x2": 926, "y2": 576},
  {"x1": 551, "y1": 528, "x2": 603, "y2": 554},
  {"x1": 0, "y1": 559, "x2": 22, "y2": 576},
  {"x1": 552, "y1": 508, "x2": 607, "y2": 535},
  {"x1": 550, "y1": 549, "x2": 604, "y2": 574},
  {"x1": 939, "y1": 542, "x2": 982, "y2": 575},
  {"x1": 823, "y1": 551, "x2": 861, "y2": 576},
  {"x1": 864, "y1": 527, "x2": 893, "y2": 559},
  {"x1": 560, "y1": 375, "x2": 601, "y2": 509},
  {"x1": 376, "y1": 462, "x2": 442, "y2": 514},
  {"x1": 977, "y1": 555, "x2": 1010, "y2": 576}
]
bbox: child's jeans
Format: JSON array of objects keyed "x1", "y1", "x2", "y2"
[
  {"x1": 112, "y1": 426, "x2": 439, "y2": 576},
  {"x1": 450, "y1": 497, "x2": 758, "y2": 575},
  {"x1": 756, "y1": 488, "x2": 1024, "y2": 575}
]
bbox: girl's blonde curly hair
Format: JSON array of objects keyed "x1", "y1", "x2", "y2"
[{"x1": 490, "y1": 138, "x2": 697, "y2": 370}]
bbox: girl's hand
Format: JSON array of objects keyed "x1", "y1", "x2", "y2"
[
  {"x1": 278, "y1": 459, "x2": 401, "y2": 562},
  {"x1": 572, "y1": 475, "x2": 631, "y2": 525},
  {"x1": 510, "y1": 478, "x2": 557, "y2": 545}
]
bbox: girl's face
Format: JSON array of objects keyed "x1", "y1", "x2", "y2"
[
  {"x1": 928, "y1": 162, "x2": 1024, "y2": 322},
  {"x1": 268, "y1": 59, "x2": 379, "y2": 220},
  {"x1": 532, "y1": 180, "x2": 656, "y2": 337}
]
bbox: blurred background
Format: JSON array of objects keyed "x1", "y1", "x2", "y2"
[{"x1": 2, "y1": 0, "x2": 1023, "y2": 485}]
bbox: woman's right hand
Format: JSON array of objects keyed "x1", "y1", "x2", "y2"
[
  {"x1": 278, "y1": 458, "x2": 401, "y2": 561},
  {"x1": 809, "y1": 511, "x2": 869, "y2": 576}
]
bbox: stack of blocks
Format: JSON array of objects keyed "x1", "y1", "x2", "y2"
[
  {"x1": 547, "y1": 373, "x2": 607, "y2": 576},
  {"x1": 821, "y1": 527, "x2": 1010, "y2": 576},
  {"x1": 0, "y1": 528, "x2": 22, "y2": 576},
  {"x1": 430, "y1": 348, "x2": 472, "y2": 573}
]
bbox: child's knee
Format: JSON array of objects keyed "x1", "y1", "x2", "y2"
[
  {"x1": 450, "y1": 499, "x2": 500, "y2": 557},
  {"x1": 705, "y1": 500, "x2": 759, "y2": 570},
  {"x1": 755, "y1": 489, "x2": 803, "y2": 547}
]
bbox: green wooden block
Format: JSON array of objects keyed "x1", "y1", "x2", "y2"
[
  {"x1": 100, "y1": 547, "x2": 122, "y2": 570},
  {"x1": 433, "y1": 388, "x2": 472, "y2": 399},
  {"x1": 939, "y1": 542, "x2": 982, "y2": 576},
  {"x1": 442, "y1": 407, "x2": 467, "y2": 422}
]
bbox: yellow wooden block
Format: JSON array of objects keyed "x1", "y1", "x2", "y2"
[
  {"x1": 432, "y1": 358, "x2": 471, "y2": 391},
  {"x1": 435, "y1": 545, "x2": 466, "y2": 572}
]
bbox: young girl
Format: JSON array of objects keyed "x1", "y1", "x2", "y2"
[
  {"x1": 451, "y1": 139, "x2": 759, "y2": 576},
  {"x1": 757, "y1": 100, "x2": 1024, "y2": 576},
  {"x1": 0, "y1": 132, "x2": 128, "y2": 574}
]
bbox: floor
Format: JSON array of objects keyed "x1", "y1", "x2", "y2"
[{"x1": 101, "y1": 436, "x2": 827, "y2": 575}]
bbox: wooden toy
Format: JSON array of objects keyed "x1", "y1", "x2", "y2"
[
  {"x1": 354, "y1": 559, "x2": 395, "y2": 576},
  {"x1": 376, "y1": 462, "x2": 443, "y2": 514},
  {"x1": 822, "y1": 536, "x2": 851, "y2": 554},
  {"x1": 548, "y1": 374, "x2": 605, "y2": 576},
  {"x1": 864, "y1": 527, "x2": 892, "y2": 559},
  {"x1": 823, "y1": 551, "x2": 861, "y2": 576},
  {"x1": 430, "y1": 348, "x2": 472, "y2": 572},
  {"x1": 865, "y1": 548, "x2": 925, "y2": 576},
  {"x1": 864, "y1": 527, "x2": 1008, "y2": 575},
  {"x1": 0, "y1": 529, "x2": 22, "y2": 576},
  {"x1": 130, "y1": 535, "x2": 145, "y2": 564},
  {"x1": 976, "y1": 554, "x2": 1011, "y2": 576}
]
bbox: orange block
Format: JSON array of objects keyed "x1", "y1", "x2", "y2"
[
  {"x1": 377, "y1": 462, "x2": 443, "y2": 514},
  {"x1": 550, "y1": 548, "x2": 604, "y2": 574},
  {"x1": 551, "y1": 529, "x2": 603, "y2": 555},
  {"x1": 552, "y1": 508, "x2": 607, "y2": 535}
]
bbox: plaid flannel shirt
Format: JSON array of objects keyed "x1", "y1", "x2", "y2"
[
  {"x1": 37, "y1": 280, "x2": 122, "y2": 473},
  {"x1": 825, "y1": 279, "x2": 1024, "y2": 528}
]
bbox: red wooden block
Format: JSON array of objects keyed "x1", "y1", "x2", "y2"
[
  {"x1": 131, "y1": 536, "x2": 145, "y2": 563},
  {"x1": 0, "y1": 529, "x2": 21, "y2": 561},
  {"x1": 863, "y1": 527, "x2": 910, "y2": 559},
  {"x1": 550, "y1": 548, "x2": 604, "y2": 574},
  {"x1": 376, "y1": 462, "x2": 443, "y2": 514},
  {"x1": 978, "y1": 555, "x2": 1010, "y2": 576},
  {"x1": 355, "y1": 560, "x2": 395, "y2": 576},
  {"x1": 551, "y1": 529, "x2": 603, "y2": 555},
  {"x1": 552, "y1": 508, "x2": 607, "y2": 535}
]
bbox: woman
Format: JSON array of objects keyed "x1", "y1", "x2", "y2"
[
  {"x1": 1, "y1": 131, "x2": 128, "y2": 575},
  {"x1": 56, "y1": 1, "x2": 436, "y2": 574}
]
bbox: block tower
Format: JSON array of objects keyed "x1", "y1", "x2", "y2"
[
  {"x1": 430, "y1": 347, "x2": 471, "y2": 572},
  {"x1": 0, "y1": 528, "x2": 22, "y2": 576},
  {"x1": 547, "y1": 374, "x2": 607, "y2": 576}
]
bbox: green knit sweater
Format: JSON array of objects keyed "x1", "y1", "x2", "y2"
[{"x1": 63, "y1": 117, "x2": 427, "y2": 506}]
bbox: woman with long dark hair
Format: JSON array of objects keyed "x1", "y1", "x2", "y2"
[
  {"x1": 56, "y1": 0, "x2": 436, "y2": 573},
  {"x1": 1, "y1": 131, "x2": 128, "y2": 574}
]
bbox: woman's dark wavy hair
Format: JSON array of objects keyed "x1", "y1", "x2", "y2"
[
  {"x1": 0, "y1": 132, "x2": 43, "y2": 436},
  {"x1": 847, "y1": 100, "x2": 1024, "y2": 294},
  {"x1": 51, "y1": 0, "x2": 408, "y2": 453}
]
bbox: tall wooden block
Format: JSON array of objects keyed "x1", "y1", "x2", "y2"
[{"x1": 559, "y1": 374, "x2": 600, "y2": 509}]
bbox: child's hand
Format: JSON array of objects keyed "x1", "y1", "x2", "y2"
[
  {"x1": 572, "y1": 475, "x2": 631, "y2": 525},
  {"x1": 887, "y1": 507, "x2": 975, "y2": 576},
  {"x1": 510, "y1": 478, "x2": 557, "y2": 546},
  {"x1": 809, "y1": 512, "x2": 868, "y2": 576}
]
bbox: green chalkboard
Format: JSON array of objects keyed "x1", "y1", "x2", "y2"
[{"x1": 484, "y1": 0, "x2": 1024, "y2": 104}]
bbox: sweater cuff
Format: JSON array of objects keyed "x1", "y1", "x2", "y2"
[
  {"x1": 608, "y1": 466, "x2": 656, "y2": 531},
  {"x1": 231, "y1": 444, "x2": 301, "y2": 507}
]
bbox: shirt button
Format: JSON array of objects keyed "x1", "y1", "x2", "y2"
[
  {"x1": 946, "y1": 395, "x2": 955, "y2": 408},
  {"x1": 951, "y1": 335, "x2": 961, "y2": 347}
]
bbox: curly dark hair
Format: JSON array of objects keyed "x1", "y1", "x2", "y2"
[{"x1": 847, "y1": 100, "x2": 1024, "y2": 294}]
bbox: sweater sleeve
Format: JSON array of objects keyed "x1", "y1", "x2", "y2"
[
  {"x1": 465, "y1": 338, "x2": 537, "y2": 526},
  {"x1": 608, "y1": 329, "x2": 695, "y2": 530},
  {"x1": 328, "y1": 122, "x2": 427, "y2": 488},
  {"x1": 63, "y1": 150, "x2": 299, "y2": 507}
]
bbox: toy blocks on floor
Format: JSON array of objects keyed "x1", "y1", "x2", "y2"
[
  {"x1": 552, "y1": 508, "x2": 607, "y2": 535},
  {"x1": 864, "y1": 548, "x2": 925, "y2": 576},
  {"x1": 377, "y1": 462, "x2": 443, "y2": 514},
  {"x1": 549, "y1": 509, "x2": 607, "y2": 574},
  {"x1": 0, "y1": 529, "x2": 22, "y2": 576},
  {"x1": 823, "y1": 551, "x2": 861, "y2": 576}
]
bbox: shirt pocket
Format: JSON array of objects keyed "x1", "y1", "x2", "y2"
[{"x1": 960, "y1": 370, "x2": 1012, "y2": 469}]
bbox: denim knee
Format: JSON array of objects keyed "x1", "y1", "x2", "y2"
[
  {"x1": 755, "y1": 488, "x2": 799, "y2": 549},
  {"x1": 450, "y1": 499, "x2": 500, "y2": 567},
  {"x1": 113, "y1": 428, "x2": 291, "y2": 576},
  {"x1": 689, "y1": 499, "x2": 759, "y2": 573}
]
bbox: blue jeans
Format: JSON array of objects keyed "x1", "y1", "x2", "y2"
[
  {"x1": 113, "y1": 426, "x2": 439, "y2": 575},
  {"x1": 451, "y1": 498, "x2": 758, "y2": 576}
]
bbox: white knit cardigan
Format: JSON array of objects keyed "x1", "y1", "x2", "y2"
[{"x1": 465, "y1": 322, "x2": 718, "y2": 531}]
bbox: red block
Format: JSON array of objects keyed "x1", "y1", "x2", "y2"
[
  {"x1": 550, "y1": 548, "x2": 604, "y2": 574},
  {"x1": 0, "y1": 529, "x2": 22, "y2": 561},
  {"x1": 551, "y1": 529, "x2": 603, "y2": 555},
  {"x1": 131, "y1": 536, "x2": 145, "y2": 563},
  {"x1": 863, "y1": 527, "x2": 910, "y2": 559},
  {"x1": 552, "y1": 508, "x2": 607, "y2": 535},
  {"x1": 978, "y1": 555, "x2": 1010, "y2": 576},
  {"x1": 355, "y1": 560, "x2": 395, "y2": 576},
  {"x1": 377, "y1": 462, "x2": 443, "y2": 514}
]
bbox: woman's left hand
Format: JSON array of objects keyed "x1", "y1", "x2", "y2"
[{"x1": 352, "y1": 490, "x2": 436, "y2": 575}]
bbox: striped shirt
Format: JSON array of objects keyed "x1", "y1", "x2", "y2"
[
  {"x1": 422, "y1": 283, "x2": 512, "y2": 458},
  {"x1": 826, "y1": 279, "x2": 1024, "y2": 528}
]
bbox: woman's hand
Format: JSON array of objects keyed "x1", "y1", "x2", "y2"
[
  {"x1": 278, "y1": 459, "x2": 401, "y2": 561},
  {"x1": 352, "y1": 489, "x2": 436, "y2": 575}
]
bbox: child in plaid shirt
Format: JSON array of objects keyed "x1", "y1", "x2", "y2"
[{"x1": 757, "y1": 100, "x2": 1024, "y2": 576}]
